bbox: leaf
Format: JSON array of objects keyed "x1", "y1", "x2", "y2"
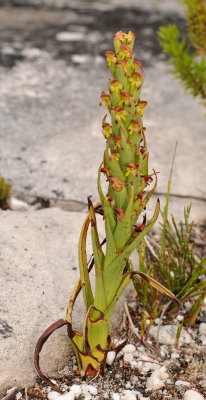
[
  {"x1": 104, "y1": 199, "x2": 160, "y2": 305},
  {"x1": 34, "y1": 319, "x2": 68, "y2": 393},
  {"x1": 131, "y1": 271, "x2": 180, "y2": 313},
  {"x1": 78, "y1": 213, "x2": 94, "y2": 310},
  {"x1": 89, "y1": 197, "x2": 107, "y2": 310}
]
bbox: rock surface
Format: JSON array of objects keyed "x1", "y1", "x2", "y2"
[
  {"x1": 0, "y1": 0, "x2": 206, "y2": 395},
  {"x1": 0, "y1": 208, "x2": 125, "y2": 393}
]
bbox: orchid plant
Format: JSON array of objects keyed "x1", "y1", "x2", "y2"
[{"x1": 34, "y1": 31, "x2": 179, "y2": 393}]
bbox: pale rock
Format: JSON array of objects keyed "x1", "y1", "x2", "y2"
[
  {"x1": 106, "y1": 351, "x2": 116, "y2": 365},
  {"x1": 146, "y1": 367, "x2": 168, "y2": 390},
  {"x1": 86, "y1": 385, "x2": 98, "y2": 396},
  {"x1": 199, "y1": 322, "x2": 206, "y2": 336},
  {"x1": 71, "y1": 54, "x2": 90, "y2": 64},
  {"x1": 47, "y1": 391, "x2": 60, "y2": 400},
  {"x1": 7, "y1": 197, "x2": 29, "y2": 211},
  {"x1": 183, "y1": 389, "x2": 204, "y2": 400},
  {"x1": 146, "y1": 375, "x2": 165, "y2": 390},
  {"x1": 171, "y1": 352, "x2": 180, "y2": 359},
  {"x1": 176, "y1": 315, "x2": 184, "y2": 321},
  {"x1": 16, "y1": 393, "x2": 22, "y2": 400},
  {"x1": 122, "y1": 344, "x2": 136, "y2": 354},
  {"x1": 120, "y1": 390, "x2": 136, "y2": 400},
  {"x1": 175, "y1": 380, "x2": 190, "y2": 386},
  {"x1": 22, "y1": 48, "x2": 46, "y2": 60},
  {"x1": 200, "y1": 336, "x2": 206, "y2": 345},
  {"x1": 130, "y1": 360, "x2": 139, "y2": 368},
  {"x1": 123, "y1": 353, "x2": 134, "y2": 363},
  {"x1": 58, "y1": 392, "x2": 74, "y2": 400},
  {"x1": 149, "y1": 325, "x2": 192, "y2": 345},
  {"x1": 81, "y1": 384, "x2": 97, "y2": 397},
  {"x1": 70, "y1": 385, "x2": 82, "y2": 398},
  {"x1": 56, "y1": 32, "x2": 84, "y2": 42},
  {"x1": 112, "y1": 394, "x2": 120, "y2": 400}
]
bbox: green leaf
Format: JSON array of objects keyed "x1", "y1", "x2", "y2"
[{"x1": 78, "y1": 214, "x2": 94, "y2": 311}]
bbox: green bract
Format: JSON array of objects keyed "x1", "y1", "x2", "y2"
[{"x1": 34, "y1": 31, "x2": 179, "y2": 393}]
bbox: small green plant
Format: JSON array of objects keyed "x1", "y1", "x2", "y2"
[
  {"x1": 34, "y1": 31, "x2": 179, "y2": 392},
  {"x1": 158, "y1": 0, "x2": 206, "y2": 106},
  {"x1": 132, "y1": 178, "x2": 206, "y2": 347},
  {"x1": 0, "y1": 176, "x2": 11, "y2": 209}
]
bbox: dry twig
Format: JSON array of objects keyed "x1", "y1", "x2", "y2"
[
  {"x1": 124, "y1": 302, "x2": 162, "y2": 358},
  {"x1": 1, "y1": 387, "x2": 20, "y2": 400}
]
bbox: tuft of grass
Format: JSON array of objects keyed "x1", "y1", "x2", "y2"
[
  {"x1": 133, "y1": 200, "x2": 206, "y2": 347},
  {"x1": 0, "y1": 177, "x2": 11, "y2": 209}
]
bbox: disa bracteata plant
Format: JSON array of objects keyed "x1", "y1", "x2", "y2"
[{"x1": 34, "y1": 31, "x2": 179, "y2": 393}]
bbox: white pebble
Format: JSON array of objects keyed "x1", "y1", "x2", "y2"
[
  {"x1": 176, "y1": 315, "x2": 184, "y2": 321},
  {"x1": 81, "y1": 384, "x2": 97, "y2": 396},
  {"x1": 47, "y1": 391, "x2": 60, "y2": 400},
  {"x1": 171, "y1": 352, "x2": 180, "y2": 359},
  {"x1": 87, "y1": 385, "x2": 98, "y2": 395},
  {"x1": 8, "y1": 197, "x2": 29, "y2": 211},
  {"x1": 56, "y1": 32, "x2": 84, "y2": 42},
  {"x1": 123, "y1": 353, "x2": 134, "y2": 363},
  {"x1": 16, "y1": 393, "x2": 22, "y2": 400},
  {"x1": 112, "y1": 394, "x2": 120, "y2": 400},
  {"x1": 175, "y1": 380, "x2": 190, "y2": 386},
  {"x1": 58, "y1": 392, "x2": 74, "y2": 400},
  {"x1": 130, "y1": 360, "x2": 139, "y2": 368},
  {"x1": 120, "y1": 390, "x2": 136, "y2": 400},
  {"x1": 200, "y1": 335, "x2": 206, "y2": 345},
  {"x1": 70, "y1": 385, "x2": 82, "y2": 397},
  {"x1": 183, "y1": 389, "x2": 204, "y2": 400},
  {"x1": 122, "y1": 344, "x2": 136, "y2": 354},
  {"x1": 146, "y1": 375, "x2": 165, "y2": 390},
  {"x1": 146, "y1": 368, "x2": 168, "y2": 390},
  {"x1": 106, "y1": 351, "x2": 116, "y2": 365},
  {"x1": 150, "y1": 325, "x2": 192, "y2": 345},
  {"x1": 22, "y1": 47, "x2": 45, "y2": 60},
  {"x1": 199, "y1": 322, "x2": 206, "y2": 335}
]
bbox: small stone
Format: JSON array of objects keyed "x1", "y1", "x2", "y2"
[
  {"x1": 58, "y1": 392, "x2": 74, "y2": 400},
  {"x1": 71, "y1": 54, "x2": 90, "y2": 64},
  {"x1": 123, "y1": 353, "x2": 134, "y2": 363},
  {"x1": 130, "y1": 360, "x2": 139, "y2": 368},
  {"x1": 199, "y1": 322, "x2": 206, "y2": 335},
  {"x1": 21, "y1": 48, "x2": 45, "y2": 60},
  {"x1": 122, "y1": 344, "x2": 136, "y2": 353},
  {"x1": 149, "y1": 325, "x2": 192, "y2": 345},
  {"x1": 175, "y1": 380, "x2": 190, "y2": 386},
  {"x1": 146, "y1": 368, "x2": 168, "y2": 390},
  {"x1": 120, "y1": 390, "x2": 136, "y2": 400},
  {"x1": 16, "y1": 393, "x2": 22, "y2": 400},
  {"x1": 176, "y1": 315, "x2": 184, "y2": 321},
  {"x1": 171, "y1": 352, "x2": 180, "y2": 359},
  {"x1": 183, "y1": 389, "x2": 204, "y2": 400},
  {"x1": 200, "y1": 335, "x2": 206, "y2": 345},
  {"x1": 146, "y1": 375, "x2": 165, "y2": 390},
  {"x1": 70, "y1": 385, "x2": 82, "y2": 397},
  {"x1": 86, "y1": 385, "x2": 98, "y2": 396},
  {"x1": 47, "y1": 391, "x2": 60, "y2": 400},
  {"x1": 8, "y1": 197, "x2": 29, "y2": 211},
  {"x1": 112, "y1": 394, "x2": 120, "y2": 400},
  {"x1": 56, "y1": 32, "x2": 84, "y2": 42},
  {"x1": 106, "y1": 351, "x2": 116, "y2": 365}
]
